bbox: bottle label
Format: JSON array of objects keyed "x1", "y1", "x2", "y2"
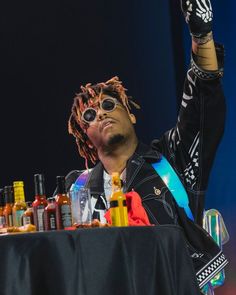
[
  {"x1": 49, "y1": 213, "x2": 56, "y2": 230},
  {"x1": 13, "y1": 210, "x2": 25, "y2": 226},
  {"x1": 23, "y1": 215, "x2": 31, "y2": 226},
  {"x1": 36, "y1": 207, "x2": 45, "y2": 231},
  {"x1": 110, "y1": 198, "x2": 128, "y2": 227},
  {"x1": 14, "y1": 187, "x2": 25, "y2": 202},
  {"x1": 0, "y1": 215, "x2": 6, "y2": 227},
  {"x1": 60, "y1": 204, "x2": 72, "y2": 228},
  {"x1": 8, "y1": 214, "x2": 13, "y2": 227}
]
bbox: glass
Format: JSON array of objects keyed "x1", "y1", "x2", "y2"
[
  {"x1": 70, "y1": 187, "x2": 92, "y2": 226},
  {"x1": 202, "y1": 209, "x2": 230, "y2": 292},
  {"x1": 81, "y1": 97, "x2": 119, "y2": 123}
]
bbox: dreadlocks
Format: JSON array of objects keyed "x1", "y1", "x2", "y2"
[{"x1": 68, "y1": 76, "x2": 140, "y2": 168}]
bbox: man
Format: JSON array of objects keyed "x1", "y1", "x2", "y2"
[{"x1": 67, "y1": 0, "x2": 227, "y2": 290}]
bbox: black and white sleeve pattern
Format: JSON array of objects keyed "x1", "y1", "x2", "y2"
[{"x1": 158, "y1": 44, "x2": 226, "y2": 223}]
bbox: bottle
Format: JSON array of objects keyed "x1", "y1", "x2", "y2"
[
  {"x1": 12, "y1": 181, "x2": 27, "y2": 226},
  {"x1": 0, "y1": 188, "x2": 6, "y2": 228},
  {"x1": 3, "y1": 186, "x2": 14, "y2": 227},
  {"x1": 32, "y1": 174, "x2": 48, "y2": 231},
  {"x1": 55, "y1": 176, "x2": 72, "y2": 230},
  {"x1": 110, "y1": 172, "x2": 128, "y2": 227},
  {"x1": 44, "y1": 197, "x2": 57, "y2": 231},
  {"x1": 22, "y1": 201, "x2": 34, "y2": 226}
]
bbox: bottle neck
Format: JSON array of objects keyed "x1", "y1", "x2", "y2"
[
  {"x1": 34, "y1": 181, "x2": 45, "y2": 196},
  {"x1": 111, "y1": 173, "x2": 122, "y2": 193},
  {"x1": 112, "y1": 184, "x2": 121, "y2": 193},
  {"x1": 14, "y1": 187, "x2": 26, "y2": 203},
  {"x1": 56, "y1": 177, "x2": 67, "y2": 195},
  {"x1": 4, "y1": 187, "x2": 14, "y2": 204}
]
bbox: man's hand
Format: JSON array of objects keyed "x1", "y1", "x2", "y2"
[{"x1": 181, "y1": 0, "x2": 213, "y2": 37}]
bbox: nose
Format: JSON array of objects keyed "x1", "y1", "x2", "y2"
[{"x1": 97, "y1": 108, "x2": 107, "y2": 121}]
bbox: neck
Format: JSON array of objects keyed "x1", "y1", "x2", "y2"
[{"x1": 98, "y1": 135, "x2": 138, "y2": 175}]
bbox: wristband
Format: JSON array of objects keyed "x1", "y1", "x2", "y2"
[
  {"x1": 191, "y1": 52, "x2": 223, "y2": 80},
  {"x1": 192, "y1": 31, "x2": 213, "y2": 45}
]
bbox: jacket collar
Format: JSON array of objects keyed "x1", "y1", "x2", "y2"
[
  {"x1": 124, "y1": 142, "x2": 161, "y2": 191},
  {"x1": 86, "y1": 142, "x2": 161, "y2": 194}
]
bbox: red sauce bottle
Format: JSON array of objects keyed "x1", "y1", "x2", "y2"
[
  {"x1": 32, "y1": 174, "x2": 48, "y2": 231},
  {"x1": 3, "y1": 186, "x2": 14, "y2": 227},
  {"x1": 55, "y1": 176, "x2": 72, "y2": 230},
  {"x1": 0, "y1": 188, "x2": 6, "y2": 228},
  {"x1": 44, "y1": 197, "x2": 57, "y2": 231}
]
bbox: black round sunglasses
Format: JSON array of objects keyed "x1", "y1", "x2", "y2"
[{"x1": 81, "y1": 97, "x2": 120, "y2": 123}]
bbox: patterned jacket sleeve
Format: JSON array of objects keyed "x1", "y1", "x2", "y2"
[{"x1": 155, "y1": 43, "x2": 226, "y2": 224}]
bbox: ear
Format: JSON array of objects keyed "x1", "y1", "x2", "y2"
[{"x1": 129, "y1": 113, "x2": 136, "y2": 124}]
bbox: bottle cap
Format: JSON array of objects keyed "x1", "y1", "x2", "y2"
[
  {"x1": 0, "y1": 188, "x2": 5, "y2": 207},
  {"x1": 111, "y1": 172, "x2": 121, "y2": 187},
  {"x1": 13, "y1": 181, "x2": 24, "y2": 188},
  {"x1": 4, "y1": 186, "x2": 14, "y2": 203},
  {"x1": 34, "y1": 174, "x2": 45, "y2": 196},
  {"x1": 26, "y1": 201, "x2": 33, "y2": 208},
  {"x1": 47, "y1": 197, "x2": 55, "y2": 203},
  {"x1": 56, "y1": 176, "x2": 66, "y2": 194},
  {"x1": 13, "y1": 181, "x2": 25, "y2": 202}
]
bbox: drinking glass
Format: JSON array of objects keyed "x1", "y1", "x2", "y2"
[{"x1": 70, "y1": 187, "x2": 92, "y2": 225}]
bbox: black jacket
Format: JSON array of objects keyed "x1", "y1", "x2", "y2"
[{"x1": 65, "y1": 45, "x2": 227, "y2": 289}]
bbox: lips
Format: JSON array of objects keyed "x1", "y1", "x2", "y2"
[{"x1": 100, "y1": 119, "x2": 115, "y2": 132}]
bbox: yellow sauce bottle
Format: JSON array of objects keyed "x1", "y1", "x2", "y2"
[
  {"x1": 110, "y1": 172, "x2": 128, "y2": 227},
  {"x1": 12, "y1": 181, "x2": 27, "y2": 227}
]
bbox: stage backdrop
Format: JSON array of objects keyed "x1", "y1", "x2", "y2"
[
  {"x1": 0, "y1": 1, "x2": 234, "y2": 294},
  {"x1": 0, "y1": 0, "x2": 178, "y2": 199}
]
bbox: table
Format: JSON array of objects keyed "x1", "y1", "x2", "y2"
[{"x1": 0, "y1": 225, "x2": 200, "y2": 295}]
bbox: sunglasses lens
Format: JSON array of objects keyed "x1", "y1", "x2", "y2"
[
  {"x1": 101, "y1": 99, "x2": 116, "y2": 111},
  {"x1": 83, "y1": 108, "x2": 97, "y2": 122}
]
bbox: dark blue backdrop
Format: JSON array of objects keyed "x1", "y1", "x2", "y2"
[{"x1": 204, "y1": 2, "x2": 236, "y2": 293}]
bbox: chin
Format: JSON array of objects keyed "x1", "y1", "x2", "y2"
[{"x1": 107, "y1": 134, "x2": 125, "y2": 145}]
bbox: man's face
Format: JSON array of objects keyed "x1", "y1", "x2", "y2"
[{"x1": 82, "y1": 94, "x2": 136, "y2": 151}]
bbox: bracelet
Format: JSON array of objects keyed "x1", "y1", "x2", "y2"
[
  {"x1": 191, "y1": 56, "x2": 223, "y2": 80},
  {"x1": 192, "y1": 31, "x2": 213, "y2": 45}
]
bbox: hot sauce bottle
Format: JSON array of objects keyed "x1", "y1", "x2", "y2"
[
  {"x1": 12, "y1": 181, "x2": 27, "y2": 227},
  {"x1": 0, "y1": 189, "x2": 6, "y2": 228},
  {"x1": 55, "y1": 176, "x2": 72, "y2": 230},
  {"x1": 44, "y1": 197, "x2": 57, "y2": 231},
  {"x1": 3, "y1": 186, "x2": 14, "y2": 227},
  {"x1": 110, "y1": 172, "x2": 128, "y2": 227},
  {"x1": 32, "y1": 174, "x2": 48, "y2": 231},
  {"x1": 22, "y1": 201, "x2": 34, "y2": 226}
]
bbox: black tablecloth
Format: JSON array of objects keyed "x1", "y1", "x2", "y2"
[{"x1": 0, "y1": 225, "x2": 200, "y2": 295}]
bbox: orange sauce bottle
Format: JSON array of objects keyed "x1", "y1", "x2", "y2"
[
  {"x1": 55, "y1": 176, "x2": 72, "y2": 230},
  {"x1": 12, "y1": 181, "x2": 27, "y2": 227},
  {"x1": 110, "y1": 172, "x2": 128, "y2": 227},
  {"x1": 22, "y1": 201, "x2": 34, "y2": 225}
]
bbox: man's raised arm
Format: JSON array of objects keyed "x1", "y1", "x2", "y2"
[{"x1": 181, "y1": 0, "x2": 220, "y2": 72}]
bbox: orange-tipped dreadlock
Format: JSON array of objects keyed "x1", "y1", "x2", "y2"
[{"x1": 68, "y1": 76, "x2": 140, "y2": 168}]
